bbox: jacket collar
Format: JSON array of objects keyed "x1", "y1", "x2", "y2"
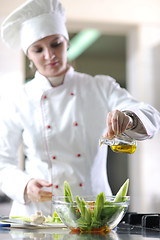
[{"x1": 25, "y1": 66, "x2": 74, "y2": 101}]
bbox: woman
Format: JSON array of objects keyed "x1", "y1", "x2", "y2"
[{"x1": 0, "y1": 0, "x2": 160, "y2": 217}]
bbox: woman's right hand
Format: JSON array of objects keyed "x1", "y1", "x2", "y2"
[
  {"x1": 105, "y1": 110, "x2": 133, "y2": 138},
  {"x1": 25, "y1": 179, "x2": 53, "y2": 202}
]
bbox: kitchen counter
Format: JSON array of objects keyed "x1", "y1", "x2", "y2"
[{"x1": 0, "y1": 222, "x2": 160, "y2": 240}]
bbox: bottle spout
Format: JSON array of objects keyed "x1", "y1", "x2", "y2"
[
  {"x1": 99, "y1": 134, "x2": 137, "y2": 154},
  {"x1": 99, "y1": 137, "x2": 113, "y2": 146}
]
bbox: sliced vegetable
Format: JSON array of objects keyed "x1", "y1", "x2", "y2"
[
  {"x1": 114, "y1": 179, "x2": 129, "y2": 203},
  {"x1": 76, "y1": 196, "x2": 91, "y2": 229},
  {"x1": 30, "y1": 211, "x2": 45, "y2": 224},
  {"x1": 64, "y1": 181, "x2": 74, "y2": 203},
  {"x1": 64, "y1": 181, "x2": 79, "y2": 222},
  {"x1": 61, "y1": 179, "x2": 129, "y2": 231},
  {"x1": 10, "y1": 216, "x2": 31, "y2": 222},
  {"x1": 11, "y1": 211, "x2": 63, "y2": 224},
  {"x1": 45, "y1": 211, "x2": 62, "y2": 223}
]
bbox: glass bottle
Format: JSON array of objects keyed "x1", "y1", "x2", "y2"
[{"x1": 99, "y1": 133, "x2": 137, "y2": 154}]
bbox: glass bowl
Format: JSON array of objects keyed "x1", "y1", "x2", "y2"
[{"x1": 52, "y1": 195, "x2": 130, "y2": 232}]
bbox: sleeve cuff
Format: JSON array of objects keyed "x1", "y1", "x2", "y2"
[{"x1": 123, "y1": 110, "x2": 149, "y2": 140}]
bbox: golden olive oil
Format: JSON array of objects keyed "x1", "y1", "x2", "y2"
[{"x1": 110, "y1": 144, "x2": 136, "y2": 154}]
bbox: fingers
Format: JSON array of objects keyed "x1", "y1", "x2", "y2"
[
  {"x1": 26, "y1": 179, "x2": 53, "y2": 203},
  {"x1": 36, "y1": 179, "x2": 53, "y2": 188},
  {"x1": 36, "y1": 190, "x2": 53, "y2": 202},
  {"x1": 106, "y1": 110, "x2": 131, "y2": 138},
  {"x1": 106, "y1": 112, "x2": 115, "y2": 138}
]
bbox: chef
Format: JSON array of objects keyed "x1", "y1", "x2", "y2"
[{"x1": 0, "y1": 0, "x2": 160, "y2": 217}]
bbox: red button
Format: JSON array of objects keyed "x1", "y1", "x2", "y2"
[
  {"x1": 79, "y1": 183, "x2": 83, "y2": 187},
  {"x1": 55, "y1": 185, "x2": 59, "y2": 189},
  {"x1": 52, "y1": 156, "x2": 56, "y2": 160},
  {"x1": 43, "y1": 95, "x2": 47, "y2": 99},
  {"x1": 77, "y1": 154, "x2": 81, "y2": 157},
  {"x1": 74, "y1": 122, "x2": 78, "y2": 126},
  {"x1": 47, "y1": 125, "x2": 51, "y2": 129},
  {"x1": 70, "y1": 93, "x2": 74, "y2": 96}
]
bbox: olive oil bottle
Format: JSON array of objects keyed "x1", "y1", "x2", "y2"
[{"x1": 99, "y1": 134, "x2": 137, "y2": 154}]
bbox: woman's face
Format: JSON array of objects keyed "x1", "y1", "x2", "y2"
[{"x1": 27, "y1": 35, "x2": 68, "y2": 78}]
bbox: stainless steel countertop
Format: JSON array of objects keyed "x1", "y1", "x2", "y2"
[{"x1": 0, "y1": 223, "x2": 160, "y2": 240}]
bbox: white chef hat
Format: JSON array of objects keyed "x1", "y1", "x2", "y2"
[{"x1": 1, "y1": 0, "x2": 69, "y2": 54}]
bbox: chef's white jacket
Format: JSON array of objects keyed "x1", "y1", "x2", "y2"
[{"x1": 0, "y1": 66, "x2": 159, "y2": 217}]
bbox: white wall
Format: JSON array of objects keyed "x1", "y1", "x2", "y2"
[
  {"x1": 0, "y1": 18, "x2": 25, "y2": 101},
  {"x1": 126, "y1": 25, "x2": 160, "y2": 212},
  {"x1": 2, "y1": 0, "x2": 160, "y2": 24}
]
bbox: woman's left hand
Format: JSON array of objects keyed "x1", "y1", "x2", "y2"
[
  {"x1": 25, "y1": 179, "x2": 53, "y2": 203},
  {"x1": 105, "y1": 110, "x2": 133, "y2": 138}
]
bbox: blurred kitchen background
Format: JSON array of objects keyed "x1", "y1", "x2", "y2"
[{"x1": 0, "y1": 0, "x2": 160, "y2": 215}]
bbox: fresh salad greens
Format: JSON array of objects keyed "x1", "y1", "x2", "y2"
[
  {"x1": 113, "y1": 179, "x2": 129, "y2": 203},
  {"x1": 11, "y1": 179, "x2": 129, "y2": 231},
  {"x1": 58, "y1": 179, "x2": 129, "y2": 231},
  {"x1": 45, "y1": 211, "x2": 62, "y2": 223},
  {"x1": 11, "y1": 211, "x2": 62, "y2": 224},
  {"x1": 11, "y1": 216, "x2": 31, "y2": 222}
]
